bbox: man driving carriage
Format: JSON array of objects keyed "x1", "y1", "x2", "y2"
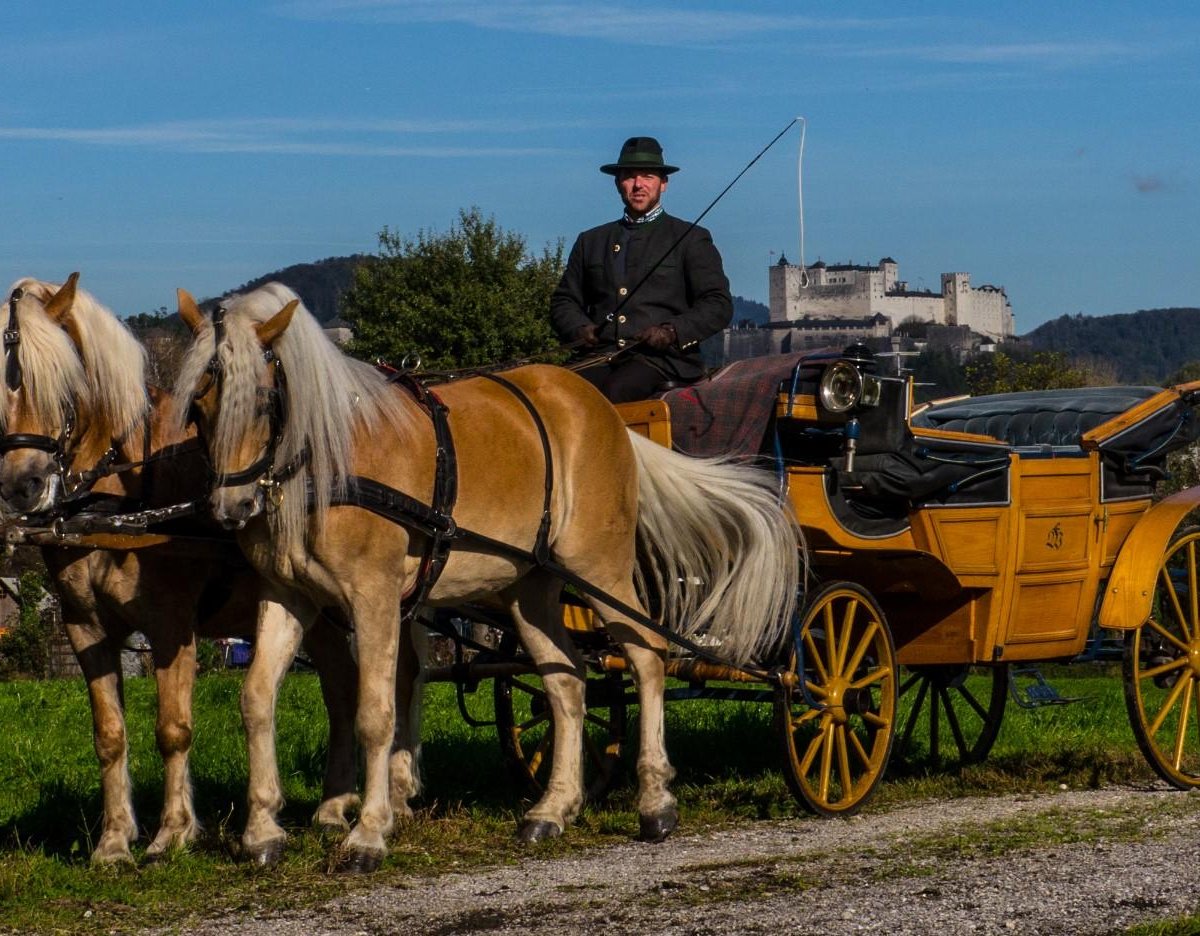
[{"x1": 550, "y1": 136, "x2": 733, "y2": 403}]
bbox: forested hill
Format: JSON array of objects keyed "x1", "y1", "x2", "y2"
[
  {"x1": 217, "y1": 255, "x2": 368, "y2": 323},
  {"x1": 1025, "y1": 307, "x2": 1200, "y2": 383}
]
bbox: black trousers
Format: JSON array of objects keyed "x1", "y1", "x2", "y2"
[{"x1": 575, "y1": 356, "x2": 673, "y2": 404}]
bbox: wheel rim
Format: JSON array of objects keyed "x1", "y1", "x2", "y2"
[
  {"x1": 1124, "y1": 531, "x2": 1200, "y2": 789},
  {"x1": 776, "y1": 583, "x2": 897, "y2": 816},
  {"x1": 894, "y1": 664, "x2": 1008, "y2": 769},
  {"x1": 494, "y1": 668, "x2": 626, "y2": 803}
]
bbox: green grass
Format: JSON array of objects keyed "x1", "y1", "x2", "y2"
[{"x1": 0, "y1": 663, "x2": 1161, "y2": 933}]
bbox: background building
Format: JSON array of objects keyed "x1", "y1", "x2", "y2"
[{"x1": 768, "y1": 256, "x2": 1014, "y2": 353}]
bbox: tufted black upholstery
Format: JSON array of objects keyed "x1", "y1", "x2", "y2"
[{"x1": 911, "y1": 386, "x2": 1163, "y2": 450}]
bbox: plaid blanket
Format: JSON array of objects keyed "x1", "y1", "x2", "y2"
[{"x1": 661, "y1": 350, "x2": 820, "y2": 458}]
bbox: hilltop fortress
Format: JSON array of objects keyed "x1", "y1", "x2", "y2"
[{"x1": 767, "y1": 256, "x2": 1015, "y2": 352}]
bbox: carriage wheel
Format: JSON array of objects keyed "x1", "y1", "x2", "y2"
[
  {"x1": 493, "y1": 646, "x2": 627, "y2": 803},
  {"x1": 774, "y1": 582, "x2": 897, "y2": 816},
  {"x1": 1123, "y1": 528, "x2": 1200, "y2": 789},
  {"x1": 894, "y1": 664, "x2": 1008, "y2": 769}
]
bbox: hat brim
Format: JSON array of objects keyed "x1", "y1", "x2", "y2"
[{"x1": 601, "y1": 163, "x2": 679, "y2": 176}]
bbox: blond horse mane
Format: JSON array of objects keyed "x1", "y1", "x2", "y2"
[
  {"x1": 2, "y1": 278, "x2": 148, "y2": 442},
  {"x1": 173, "y1": 282, "x2": 414, "y2": 548}
]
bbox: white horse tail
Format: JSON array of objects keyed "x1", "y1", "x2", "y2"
[{"x1": 628, "y1": 431, "x2": 801, "y2": 667}]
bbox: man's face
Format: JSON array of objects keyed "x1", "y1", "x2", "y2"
[{"x1": 616, "y1": 170, "x2": 668, "y2": 218}]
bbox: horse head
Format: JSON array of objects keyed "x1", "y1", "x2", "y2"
[
  {"x1": 177, "y1": 286, "x2": 300, "y2": 531},
  {"x1": 1, "y1": 275, "x2": 87, "y2": 514},
  {"x1": 0, "y1": 273, "x2": 150, "y2": 516}
]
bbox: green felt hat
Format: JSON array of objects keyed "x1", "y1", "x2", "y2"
[{"x1": 601, "y1": 136, "x2": 679, "y2": 175}]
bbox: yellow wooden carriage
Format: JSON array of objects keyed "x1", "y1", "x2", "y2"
[{"x1": 609, "y1": 350, "x2": 1200, "y2": 815}]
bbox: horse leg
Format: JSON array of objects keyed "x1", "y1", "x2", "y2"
[
  {"x1": 240, "y1": 596, "x2": 308, "y2": 867},
  {"x1": 67, "y1": 619, "x2": 138, "y2": 864},
  {"x1": 340, "y1": 597, "x2": 402, "y2": 873},
  {"x1": 302, "y1": 617, "x2": 360, "y2": 832},
  {"x1": 589, "y1": 583, "x2": 678, "y2": 842},
  {"x1": 390, "y1": 616, "x2": 426, "y2": 820},
  {"x1": 506, "y1": 574, "x2": 587, "y2": 842},
  {"x1": 145, "y1": 628, "x2": 201, "y2": 859}
]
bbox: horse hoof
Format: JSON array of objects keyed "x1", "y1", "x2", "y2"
[
  {"x1": 638, "y1": 807, "x2": 679, "y2": 843},
  {"x1": 517, "y1": 819, "x2": 562, "y2": 844},
  {"x1": 244, "y1": 838, "x2": 286, "y2": 868},
  {"x1": 339, "y1": 848, "x2": 383, "y2": 874}
]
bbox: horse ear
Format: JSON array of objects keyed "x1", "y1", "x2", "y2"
[
  {"x1": 43, "y1": 272, "x2": 80, "y2": 323},
  {"x1": 255, "y1": 299, "x2": 299, "y2": 347},
  {"x1": 177, "y1": 289, "x2": 205, "y2": 334}
]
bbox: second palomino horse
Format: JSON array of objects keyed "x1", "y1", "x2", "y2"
[{"x1": 175, "y1": 282, "x2": 799, "y2": 871}]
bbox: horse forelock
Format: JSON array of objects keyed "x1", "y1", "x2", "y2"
[
  {"x1": 2, "y1": 279, "x2": 148, "y2": 443},
  {"x1": 2, "y1": 279, "x2": 88, "y2": 434},
  {"x1": 182, "y1": 282, "x2": 415, "y2": 548}
]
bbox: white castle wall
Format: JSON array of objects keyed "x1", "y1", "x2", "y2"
[{"x1": 770, "y1": 258, "x2": 1014, "y2": 342}]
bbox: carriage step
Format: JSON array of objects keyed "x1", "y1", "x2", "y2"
[{"x1": 1009, "y1": 667, "x2": 1081, "y2": 709}]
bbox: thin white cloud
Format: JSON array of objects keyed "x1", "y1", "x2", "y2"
[
  {"x1": 0, "y1": 118, "x2": 578, "y2": 157},
  {"x1": 275, "y1": 0, "x2": 900, "y2": 44},
  {"x1": 838, "y1": 39, "x2": 1154, "y2": 68}
]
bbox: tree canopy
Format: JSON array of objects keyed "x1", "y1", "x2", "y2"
[
  {"x1": 341, "y1": 208, "x2": 564, "y2": 370},
  {"x1": 963, "y1": 350, "x2": 1095, "y2": 396}
]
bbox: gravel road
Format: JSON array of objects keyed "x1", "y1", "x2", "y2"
[{"x1": 159, "y1": 783, "x2": 1200, "y2": 935}]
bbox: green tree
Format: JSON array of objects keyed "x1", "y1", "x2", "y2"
[
  {"x1": 0, "y1": 571, "x2": 52, "y2": 679},
  {"x1": 964, "y1": 350, "x2": 1093, "y2": 396},
  {"x1": 341, "y1": 208, "x2": 564, "y2": 370}
]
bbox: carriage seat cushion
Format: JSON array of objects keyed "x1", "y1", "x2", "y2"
[{"x1": 911, "y1": 386, "x2": 1163, "y2": 450}]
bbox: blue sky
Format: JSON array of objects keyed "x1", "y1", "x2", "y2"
[{"x1": 3, "y1": 2, "x2": 1198, "y2": 334}]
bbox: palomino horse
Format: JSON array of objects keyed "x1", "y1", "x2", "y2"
[
  {"x1": 0, "y1": 275, "x2": 360, "y2": 864},
  {"x1": 175, "y1": 282, "x2": 799, "y2": 872}
]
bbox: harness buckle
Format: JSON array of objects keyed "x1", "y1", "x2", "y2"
[
  {"x1": 259, "y1": 477, "x2": 285, "y2": 510},
  {"x1": 3, "y1": 329, "x2": 18, "y2": 347}
]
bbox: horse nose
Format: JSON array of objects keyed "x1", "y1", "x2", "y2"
[{"x1": 1, "y1": 472, "x2": 46, "y2": 513}]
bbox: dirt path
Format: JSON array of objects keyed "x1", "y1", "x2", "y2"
[{"x1": 162, "y1": 784, "x2": 1200, "y2": 935}]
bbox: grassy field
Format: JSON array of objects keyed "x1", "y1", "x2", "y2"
[{"x1": 0, "y1": 662, "x2": 1160, "y2": 933}]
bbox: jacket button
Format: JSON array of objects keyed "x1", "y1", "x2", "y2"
[
  {"x1": 605, "y1": 313, "x2": 614, "y2": 321},
  {"x1": 618, "y1": 315, "x2": 627, "y2": 323},
  {"x1": 618, "y1": 287, "x2": 628, "y2": 296},
  {"x1": 613, "y1": 244, "x2": 621, "y2": 252},
  {"x1": 618, "y1": 339, "x2": 626, "y2": 347}
]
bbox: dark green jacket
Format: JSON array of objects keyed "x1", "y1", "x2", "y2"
[{"x1": 550, "y1": 212, "x2": 732, "y2": 380}]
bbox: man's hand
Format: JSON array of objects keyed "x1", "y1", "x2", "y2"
[
  {"x1": 636, "y1": 322, "x2": 677, "y2": 350},
  {"x1": 572, "y1": 323, "x2": 599, "y2": 347}
]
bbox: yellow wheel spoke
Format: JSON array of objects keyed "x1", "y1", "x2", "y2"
[
  {"x1": 803, "y1": 630, "x2": 830, "y2": 684},
  {"x1": 848, "y1": 726, "x2": 871, "y2": 769},
  {"x1": 1188, "y1": 540, "x2": 1198, "y2": 639},
  {"x1": 799, "y1": 718, "x2": 827, "y2": 774},
  {"x1": 817, "y1": 722, "x2": 835, "y2": 802},
  {"x1": 835, "y1": 726, "x2": 852, "y2": 799},
  {"x1": 1160, "y1": 565, "x2": 1191, "y2": 638},
  {"x1": 844, "y1": 620, "x2": 881, "y2": 677},
  {"x1": 850, "y1": 664, "x2": 893, "y2": 691},
  {"x1": 1148, "y1": 671, "x2": 1191, "y2": 738},
  {"x1": 822, "y1": 604, "x2": 838, "y2": 675},
  {"x1": 1138, "y1": 656, "x2": 1189, "y2": 683},
  {"x1": 863, "y1": 709, "x2": 891, "y2": 730},
  {"x1": 792, "y1": 706, "x2": 823, "y2": 727},
  {"x1": 804, "y1": 680, "x2": 829, "y2": 700},
  {"x1": 1146, "y1": 615, "x2": 1190, "y2": 655},
  {"x1": 835, "y1": 599, "x2": 857, "y2": 673},
  {"x1": 1172, "y1": 679, "x2": 1195, "y2": 771},
  {"x1": 526, "y1": 732, "x2": 551, "y2": 775}
]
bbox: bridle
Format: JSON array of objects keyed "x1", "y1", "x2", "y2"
[
  {"x1": 0, "y1": 287, "x2": 80, "y2": 488},
  {"x1": 192, "y1": 305, "x2": 307, "y2": 505}
]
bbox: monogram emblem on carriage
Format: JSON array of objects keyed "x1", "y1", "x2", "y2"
[{"x1": 1046, "y1": 523, "x2": 1064, "y2": 550}]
